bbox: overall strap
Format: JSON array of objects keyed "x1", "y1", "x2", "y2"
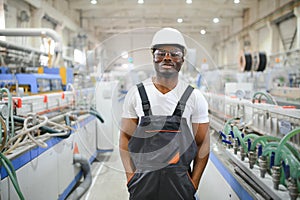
[
  {"x1": 137, "y1": 83, "x2": 152, "y2": 116},
  {"x1": 172, "y1": 85, "x2": 194, "y2": 117}
]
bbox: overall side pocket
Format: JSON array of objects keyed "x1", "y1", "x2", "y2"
[
  {"x1": 127, "y1": 171, "x2": 138, "y2": 187},
  {"x1": 186, "y1": 172, "x2": 197, "y2": 191}
]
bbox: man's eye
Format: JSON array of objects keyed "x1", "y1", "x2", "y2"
[
  {"x1": 171, "y1": 52, "x2": 182, "y2": 57},
  {"x1": 156, "y1": 51, "x2": 166, "y2": 56}
]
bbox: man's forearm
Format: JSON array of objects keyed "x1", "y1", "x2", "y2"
[
  {"x1": 191, "y1": 151, "x2": 209, "y2": 188},
  {"x1": 191, "y1": 122, "x2": 210, "y2": 188},
  {"x1": 119, "y1": 132, "x2": 135, "y2": 180}
]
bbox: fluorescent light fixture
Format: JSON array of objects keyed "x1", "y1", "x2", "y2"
[
  {"x1": 213, "y1": 17, "x2": 220, "y2": 23},
  {"x1": 90, "y1": 0, "x2": 97, "y2": 5},
  {"x1": 138, "y1": 0, "x2": 144, "y2": 4},
  {"x1": 234, "y1": 0, "x2": 240, "y2": 4},
  {"x1": 177, "y1": 18, "x2": 183, "y2": 23},
  {"x1": 200, "y1": 29, "x2": 206, "y2": 35},
  {"x1": 186, "y1": 0, "x2": 192, "y2": 4}
]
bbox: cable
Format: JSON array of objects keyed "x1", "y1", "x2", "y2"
[{"x1": 0, "y1": 153, "x2": 25, "y2": 200}]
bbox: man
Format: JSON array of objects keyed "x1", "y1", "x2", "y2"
[{"x1": 119, "y1": 27, "x2": 210, "y2": 200}]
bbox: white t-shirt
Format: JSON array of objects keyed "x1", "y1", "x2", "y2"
[{"x1": 122, "y1": 78, "x2": 209, "y2": 130}]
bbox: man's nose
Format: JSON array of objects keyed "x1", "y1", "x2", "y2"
[{"x1": 163, "y1": 52, "x2": 172, "y2": 60}]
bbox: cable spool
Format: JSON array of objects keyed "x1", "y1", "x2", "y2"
[
  {"x1": 252, "y1": 51, "x2": 267, "y2": 72},
  {"x1": 239, "y1": 52, "x2": 252, "y2": 72}
]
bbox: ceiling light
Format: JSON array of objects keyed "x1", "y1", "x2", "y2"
[
  {"x1": 177, "y1": 18, "x2": 183, "y2": 23},
  {"x1": 200, "y1": 29, "x2": 206, "y2": 35},
  {"x1": 121, "y1": 51, "x2": 128, "y2": 59},
  {"x1": 234, "y1": 0, "x2": 240, "y2": 4},
  {"x1": 186, "y1": 0, "x2": 192, "y2": 4},
  {"x1": 122, "y1": 64, "x2": 129, "y2": 69},
  {"x1": 213, "y1": 17, "x2": 220, "y2": 23},
  {"x1": 138, "y1": 0, "x2": 144, "y2": 4},
  {"x1": 90, "y1": 0, "x2": 97, "y2": 5}
]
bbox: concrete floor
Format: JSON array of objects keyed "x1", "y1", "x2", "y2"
[
  {"x1": 82, "y1": 151, "x2": 129, "y2": 200},
  {"x1": 81, "y1": 149, "x2": 205, "y2": 200}
]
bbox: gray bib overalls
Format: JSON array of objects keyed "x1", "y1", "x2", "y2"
[{"x1": 127, "y1": 83, "x2": 198, "y2": 200}]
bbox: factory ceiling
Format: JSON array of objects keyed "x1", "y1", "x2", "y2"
[{"x1": 69, "y1": 0, "x2": 256, "y2": 39}]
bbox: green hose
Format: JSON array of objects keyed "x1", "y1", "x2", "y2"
[
  {"x1": 251, "y1": 135, "x2": 300, "y2": 161},
  {"x1": 242, "y1": 134, "x2": 261, "y2": 147},
  {"x1": 252, "y1": 91, "x2": 277, "y2": 105},
  {"x1": 275, "y1": 127, "x2": 300, "y2": 166},
  {"x1": 262, "y1": 145, "x2": 296, "y2": 187},
  {"x1": 261, "y1": 145, "x2": 276, "y2": 157},
  {"x1": 297, "y1": 169, "x2": 300, "y2": 193},
  {"x1": 0, "y1": 153, "x2": 25, "y2": 200},
  {"x1": 263, "y1": 143, "x2": 299, "y2": 178},
  {"x1": 243, "y1": 133, "x2": 260, "y2": 141},
  {"x1": 232, "y1": 126, "x2": 248, "y2": 153},
  {"x1": 264, "y1": 142, "x2": 300, "y2": 168},
  {"x1": 251, "y1": 135, "x2": 280, "y2": 151},
  {"x1": 223, "y1": 118, "x2": 238, "y2": 135}
]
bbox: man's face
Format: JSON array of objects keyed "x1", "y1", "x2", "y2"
[{"x1": 152, "y1": 45, "x2": 184, "y2": 78}]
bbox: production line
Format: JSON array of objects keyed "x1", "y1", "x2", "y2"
[
  {"x1": 0, "y1": 34, "x2": 299, "y2": 199},
  {"x1": 0, "y1": 31, "x2": 110, "y2": 199},
  {"x1": 0, "y1": 0, "x2": 300, "y2": 199},
  {"x1": 204, "y1": 91, "x2": 300, "y2": 200}
]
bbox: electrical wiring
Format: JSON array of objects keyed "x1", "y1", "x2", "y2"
[
  {"x1": 47, "y1": 120, "x2": 74, "y2": 132},
  {"x1": 5, "y1": 115, "x2": 48, "y2": 148},
  {"x1": 3, "y1": 136, "x2": 23, "y2": 155},
  {"x1": 4, "y1": 114, "x2": 74, "y2": 152},
  {"x1": 3, "y1": 116, "x2": 47, "y2": 154},
  {"x1": 0, "y1": 102, "x2": 100, "y2": 199},
  {"x1": 26, "y1": 132, "x2": 48, "y2": 148}
]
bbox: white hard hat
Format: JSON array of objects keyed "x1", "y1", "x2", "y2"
[{"x1": 151, "y1": 27, "x2": 187, "y2": 50}]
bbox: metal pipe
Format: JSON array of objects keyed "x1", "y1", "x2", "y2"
[
  {"x1": 66, "y1": 154, "x2": 92, "y2": 200},
  {"x1": 0, "y1": 28, "x2": 62, "y2": 52},
  {"x1": 0, "y1": 40, "x2": 48, "y2": 56}
]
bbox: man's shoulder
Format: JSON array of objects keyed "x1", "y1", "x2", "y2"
[
  {"x1": 141, "y1": 78, "x2": 153, "y2": 87},
  {"x1": 127, "y1": 78, "x2": 153, "y2": 95}
]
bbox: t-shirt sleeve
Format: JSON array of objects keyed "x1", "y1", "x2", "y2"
[
  {"x1": 191, "y1": 89, "x2": 209, "y2": 123},
  {"x1": 122, "y1": 86, "x2": 138, "y2": 119}
]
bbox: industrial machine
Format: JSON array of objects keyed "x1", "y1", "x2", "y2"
[
  {"x1": 197, "y1": 49, "x2": 300, "y2": 200},
  {"x1": 203, "y1": 92, "x2": 300, "y2": 200},
  {"x1": 0, "y1": 29, "x2": 111, "y2": 200},
  {"x1": 0, "y1": 27, "x2": 299, "y2": 200}
]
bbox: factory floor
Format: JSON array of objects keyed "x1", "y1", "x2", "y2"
[
  {"x1": 81, "y1": 150, "x2": 204, "y2": 200},
  {"x1": 81, "y1": 150, "x2": 223, "y2": 200},
  {"x1": 82, "y1": 150, "x2": 129, "y2": 200}
]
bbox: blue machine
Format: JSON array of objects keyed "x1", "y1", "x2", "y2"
[
  {"x1": 0, "y1": 74, "x2": 15, "y2": 88},
  {"x1": 0, "y1": 67, "x2": 9, "y2": 74},
  {"x1": 44, "y1": 67, "x2": 73, "y2": 90},
  {"x1": 16, "y1": 73, "x2": 62, "y2": 94}
]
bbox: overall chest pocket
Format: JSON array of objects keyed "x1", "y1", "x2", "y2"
[{"x1": 129, "y1": 116, "x2": 182, "y2": 165}]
